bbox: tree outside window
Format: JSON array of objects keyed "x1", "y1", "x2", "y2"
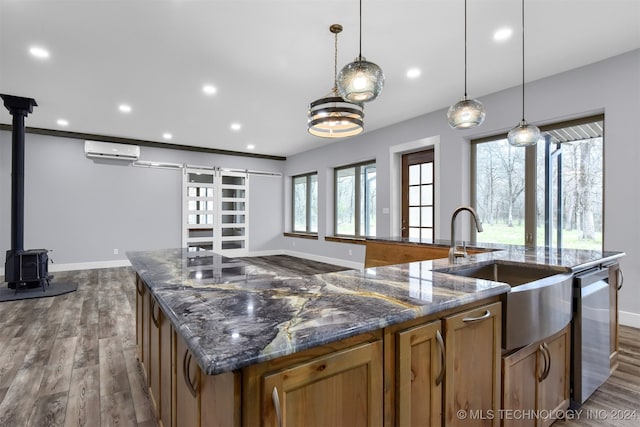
[
  {"x1": 335, "y1": 161, "x2": 376, "y2": 237},
  {"x1": 292, "y1": 173, "x2": 318, "y2": 233}
]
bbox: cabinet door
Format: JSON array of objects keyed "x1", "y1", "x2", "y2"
[
  {"x1": 135, "y1": 275, "x2": 145, "y2": 361},
  {"x1": 175, "y1": 333, "x2": 200, "y2": 427},
  {"x1": 142, "y1": 284, "x2": 151, "y2": 380},
  {"x1": 444, "y1": 302, "x2": 501, "y2": 427},
  {"x1": 157, "y1": 301, "x2": 173, "y2": 427},
  {"x1": 149, "y1": 296, "x2": 161, "y2": 414},
  {"x1": 502, "y1": 345, "x2": 538, "y2": 427},
  {"x1": 538, "y1": 326, "x2": 570, "y2": 427},
  {"x1": 396, "y1": 320, "x2": 443, "y2": 427},
  {"x1": 262, "y1": 340, "x2": 383, "y2": 427},
  {"x1": 608, "y1": 263, "x2": 620, "y2": 372}
]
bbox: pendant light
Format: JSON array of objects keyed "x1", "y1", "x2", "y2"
[
  {"x1": 507, "y1": 0, "x2": 540, "y2": 147},
  {"x1": 336, "y1": 0, "x2": 384, "y2": 103},
  {"x1": 447, "y1": 0, "x2": 486, "y2": 129},
  {"x1": 308, "y1": 24, "x2": 364, "y2": 138}
]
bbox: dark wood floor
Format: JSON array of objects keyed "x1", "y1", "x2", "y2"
[{"x1": 0, "y1": 267, "x2": 638, "y2": 426}]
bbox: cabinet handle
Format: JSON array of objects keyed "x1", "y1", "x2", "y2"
[
  {"x1": 617, "y1": 268, "x2": 624, "y2": 291},
  {"x1": 136, "y1": 279, "x2": 144, "y2": 296},
  {"x1": 542, "y1": 342, "x2": 551, "y2": 381},
  {"x1": 272, "y1": 386, "x2": 283, "y2": 427},
  {"x1": 150, "y1": 298, "x2": 160, "y2": 328},
  {"x1": 435, "y1": 330, "x2": 445, "y2": 386},
  {"x1": 182, "y1": 349, "x2": 199, "y2": 398},
  {"x1": 462, "y1": 310, "x2": 491, "y2": 323},
  {"x1": 537, "y1": 344, "x2": 547, "y2": 382}
]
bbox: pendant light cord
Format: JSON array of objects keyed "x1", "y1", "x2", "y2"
[
  {"x1": 464, "y1": 0, "x2": 468, "y2": 97},
  {"x1": 334, "y1": 30, "x2": 339, "y2": 90},
  {"x1": 358, "y1": 0, "x2": 363, "y2": 58},
  {"x1": 521, "y1": 0, "x2": 526, "y2": 122}
]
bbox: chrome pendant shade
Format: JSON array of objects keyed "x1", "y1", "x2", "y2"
[
  {"x1": 336, "y1": 0, "x2": 384, "y2": 103},
  {"x1": 447, "y1": 0, "x2": 485, "y2": 129},
  {"x1": 308, "y1": 24, "x2": 364, "y2": 138},
  {"x1": 508, "y1": 0, "x2": 540, "y2": 147}
]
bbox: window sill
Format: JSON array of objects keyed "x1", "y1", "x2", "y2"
[
  {"x1": 283, "y1": 232, "x2": 318, "y2": 240},
  {"x1": 324, "y1": 236, "x2": 366, "y2": 245}
]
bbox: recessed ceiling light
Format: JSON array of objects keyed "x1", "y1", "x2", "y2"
[
  {"x1": 29, "y1": 46, "x2": 50, "y2": 59},
  {"x1": 247, "y1": 144, "x2": 255, "y2": 150},
  {"x1": 203, "y1": 85, "x2": 217, "y2": 95},
  {"x1": 230, "y1": 122, "x2": 242, "y2": 131},
  {"x1": 493, "y1": 27, "x2": 513, "y2": 42},
  {"x1": 162, "y1": 132, "x2": 173, "y2": 140},
  {"x1": 118, "y1": 104, "x2": 132, "y2": 113},
  {"x1": 56, "y1": 119, "x2": 68, "y2": 126},
  {"x1": 406, "y1": 68, "x2": 421, "y2": 79}
]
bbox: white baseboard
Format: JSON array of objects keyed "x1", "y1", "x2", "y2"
[
  {"x1": 48, "y1": 259, "x2": 132, "y2": 272},
  {"x1": 619, "y1": 310, "x2": 640, "y2": 329}
]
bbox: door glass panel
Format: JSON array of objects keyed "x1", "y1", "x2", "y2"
[
  {"x1": 409, "y1": 207, "x2": 420, "y2": 227},
  {"x1": 421, "y1": 163, "x2": 433, "y2": 184},
  {"x1": 409, "y1": 187, "x2": 420, "y2": 205},
  {"x1": 421, "y1": 208, "x2": 433, "y2": 227},
  {"x1": 409, "y1": 164, "x2": 420, "y2": 185},
  {"x1": 421, "y1": 185, "x2": 433, "y2": 205}
]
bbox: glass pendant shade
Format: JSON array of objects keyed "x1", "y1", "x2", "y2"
[
  {"x1": 308, "y1": 90, "x2": 364, "y2": 138},
  {"x1": 447, "y1": 96, "x2": 486, "y2": 129},
  {"x1": 337, "y1": 56, "x2": 385, "y2": 103},
  {"x1": 507, "y1": 120, "x2": 541, "y2": 147}
]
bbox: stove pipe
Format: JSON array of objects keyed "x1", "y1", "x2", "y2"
[{"x1": 1, "y1": 94, "x2": 37, "y2": 253}]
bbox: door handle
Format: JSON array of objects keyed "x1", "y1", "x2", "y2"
[
  {"x1": 617, "y1": 268, "x2": 624, "y2": 291},
  {"x1": 537, "y1": 344, "x2": 547, "y2": 382},
  {"x1": 542, "y1": 342, "x2": 551, "y2": 381},
  {"x1": 435, "y1": 329, "x2": 445, "y2": 386},
  {"x1": 272, "y1": 386, "x2": 283, "y2": 427},
  {"x1": 462, "y1": 310, "x2": 491, "y2": 323},
  {"x1": 182, "y1": 349, "x2": 199, "y2": 398}
]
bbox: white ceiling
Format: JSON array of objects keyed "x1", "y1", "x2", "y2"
[{"x1": 1, "y1": 0, "x2": 639, "y2": 158}]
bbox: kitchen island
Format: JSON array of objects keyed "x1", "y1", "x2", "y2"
[{"x1": 128, "y1": 242, "x2": 624, "y2": 427}]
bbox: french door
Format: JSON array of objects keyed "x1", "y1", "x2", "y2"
[{"x1": 402, "y1": 149, "x2": 435, "y2": 240}]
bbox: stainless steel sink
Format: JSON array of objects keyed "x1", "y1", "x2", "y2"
[{"x1": 436, "y1": 261, "x2": 573, "y2": 350}]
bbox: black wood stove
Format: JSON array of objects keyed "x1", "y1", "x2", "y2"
[{"x1": 2, "y1": 94, "x2": 52, "y2": 291}]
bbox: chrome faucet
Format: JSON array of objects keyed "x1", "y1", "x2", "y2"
[{"x1": 449, "y1": 206, "x2": 484, "y2": 263}]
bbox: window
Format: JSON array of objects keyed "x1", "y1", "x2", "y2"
[
  {"x1": 292, "y1": 172, "x2": 318, "y2": 233},
  {"x1": 471, "y1": 115, "x2": 604, "y2": 250},
  {"x1": 334, "y1": 161, "x2": 376, "y2": 237}
]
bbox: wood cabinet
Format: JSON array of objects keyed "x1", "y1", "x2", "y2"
[
  {"x1": 608, "y1": 263, "x2": 621, "y2": 372},
  {"x1": 444, "y1": 302, "x2": 502, "y2": 427},
  {"x1": 502, "y1": 324, "x2": 570, "y2": 427},
  {"x1": 364, "y1": 240, "x2": 490, "y2": 268},
  {"x1": 135, "y1": 273, "x2": 502, "y2": 427},
  {"x1": 258, "y1": 340, "x2": 384, "y2": 427},
  {"x1": 396, "y1": 320, "x2": 443, "y2": 426}
]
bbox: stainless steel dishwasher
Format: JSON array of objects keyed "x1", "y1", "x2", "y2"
[{"x1": 571, "y1": 266, "x2": 610, "y2": 407}]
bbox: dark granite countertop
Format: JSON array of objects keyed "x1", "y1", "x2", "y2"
[{"x1": 127, "y1": 243, "x2": 624, "y2": 375}]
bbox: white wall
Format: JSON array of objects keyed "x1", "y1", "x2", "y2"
[
  {"x1": 0, "y1": 133, "x2": 285, "y2": 269},
  {"x1": 284, "y1": 49, "x2": 640, "y2": 325}
]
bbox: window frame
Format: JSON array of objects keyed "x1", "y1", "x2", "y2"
[
  {"x1": 291, "y1": 171, "x2": 318, "y2": 234},
  {"x1": 470, "y1": 114, "x2": 604, "y2": 250},
  {"x1": 333, "y1": 160, "x2": 377, "y2": 238}
]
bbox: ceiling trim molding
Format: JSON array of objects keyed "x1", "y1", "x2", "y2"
[{"x1": 0, "y1": 124, "x2": 287, "y2": 161}]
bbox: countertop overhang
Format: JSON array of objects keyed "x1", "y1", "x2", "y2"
[{"x1": 127, "y1": 241, "x2": 624, "y2": 375}]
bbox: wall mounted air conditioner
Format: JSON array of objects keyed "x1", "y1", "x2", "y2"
[{"x1": 84, "y1": 140, "x2": 140, "y2": 161}]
